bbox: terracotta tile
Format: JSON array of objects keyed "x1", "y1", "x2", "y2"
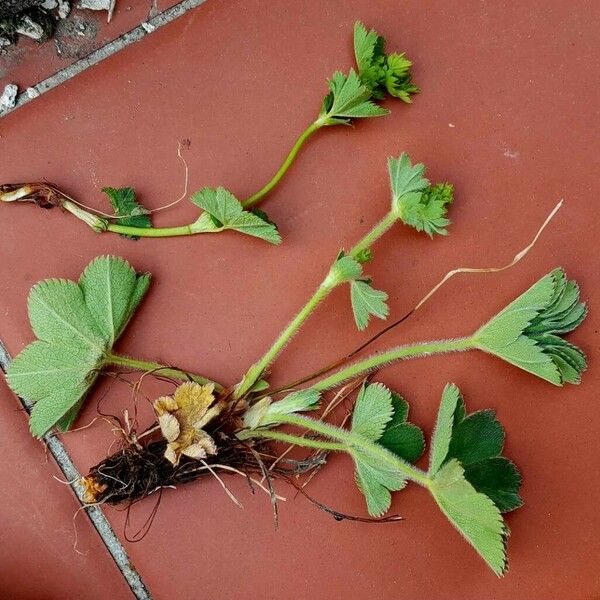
[
  {"x1": 0, "y1": 0, "x2": 181, "y2": 90},
  {"x1": 0, "y1": 377, "x2": 133, "y2": 599},
  {"x1": 1, "y1": 0, "x2": 599, "y2": 598}
]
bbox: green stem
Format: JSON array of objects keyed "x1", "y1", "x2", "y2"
[
  {"x1": 241, "y1": 120, "x2": 323, "y2": 209},
  {"x1": 104, "y1": 352, "x2": 224, "y2": 392},
  {"x1": 266, "y1": 413, "x2": 430, "y2": 486},
  {"x1": 234, "y1": 282, "x2": 333, "y2": 399},
  {"x1": 348, "y1": 211, "x2": 398, "y2": 257},
  {"x1": 106, "y1": 223, "x2": 195, "y2": 237},
  {"x1": 247, "y1": 428, "x2": 346, "y2": 451},
  {"x1": 311, "y1": 336, "x2": 475, "y2": 392},
  {"x1": 234, "y1": 209, "x2": 401, "y2": 399}
]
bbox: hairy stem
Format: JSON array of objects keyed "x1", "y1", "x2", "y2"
[
  {"x1": 234, "y1": 209, "x2": 400, "y2": 399},
  {"x1": 263, "y1": 413, "x2": 431, "y2": 486},
  {"x1": 348, "y1": 211, "x2": 398, "y2": 257},
  {"x1": 246, "y1": 428, "x2": 347, "y2": 451},
  {"x1": 104, "y1": 352, "x2": 224, "y2": 392},
  {"x1": 310, "y1": 337, "x2": 475, "y2": 391},
  {"x1": 234, "y1": 282, "x2": 333, "y2": 399},
  {"x1": 241, "y1": 120, "x2": 323, "y2": 208}
]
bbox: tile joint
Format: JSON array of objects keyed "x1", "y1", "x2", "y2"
[
  {"x1": 0, "y1": 339, "x2": 152, "y2": 600},
  {"x1": 1, "y1": 0, "x2": 208, "y2": 118}
]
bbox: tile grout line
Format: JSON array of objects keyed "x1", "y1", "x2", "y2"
[
  {"x1": 1, "y1": 0, "x2": 208, "y2": 118},
  {"x1": 0, "y1": 339, "x2": 152, "y2": 600}
]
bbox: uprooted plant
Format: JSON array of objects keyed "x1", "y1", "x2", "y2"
[
  {"x1": 3, "y1": 154, "x2": 587, "y2": 575},
  {"x1": 0, "y1": 22, "x2": 418, "y2": 244}
]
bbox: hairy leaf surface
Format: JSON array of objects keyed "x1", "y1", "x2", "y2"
[
  {"x1": 102, "y1": 187, "x2": 152, "y2": 238},
  {"x1": 475, "y1": 269, "x2": 587, "y2": 385},
  {"x1": 191, "y1": 187, "x2": 281, "y2": 244},
  {"x1": 350, "y1": 382, "x2": 423, "y2": 516},
  {"x1": 350, "y1": 280, "x2": 389, "y2": 330},
  {"x1": 6, "y1": 257, "x2": 151, "y2": 436}
]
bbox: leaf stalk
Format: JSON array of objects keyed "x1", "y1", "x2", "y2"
[
  {"x1": 104, "y1": 352, "x2": 223, "y2": 392},
  {"x1": 310, "y1": 336, "x2": 475, "y2": 391},
  {"x1": 259, "y1": 413, "x2": 431, "y2": 486}
]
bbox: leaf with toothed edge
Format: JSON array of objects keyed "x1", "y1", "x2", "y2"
[
  {"x1": 474, "y1": 268, "x2": 587, "y2": 385},
  {"x1": 350, "y1": 280, "x2": 389, "y2": 330},
  {"x1": 349, "y1": 382, "x2": 424, "y2": 517},
  {"x1": 427, "y1": 383, "x2": 521, "y2": 575},
  {"x1": 379, "y1": 393, "x2": 425, "y2": 462},
  {"x1": 388, "y1": 154, "x2": 454, "y2": 237},
  {"x1": 102, "y1": 187, "x2": 152, "y2": 239},
  {"x1": 319, "y1": 70, "x2": 388, "y2": 126},
  {"x1": 430, "y1": 459, "x2": 509, "y2": 576},
  {"x1": 190, "y1": 187, "x2": 281, "y2": 244},
  {"x1": 353, "y1": 21, "x2": 419, "y2": 102},
  {"x1": 5, "y1": 256, "x2": 151, "y2": 437}
]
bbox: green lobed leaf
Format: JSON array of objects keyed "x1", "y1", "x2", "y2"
[
  {"x1": 378, "y1": 393, "x2": 425, "y2": 462},
  {"x1": 79, "y1": 256, "x2": 151, "y2": 345},
  {"x1": 384, "y1": 53, "x2": 419, "y2": 102},
  {"x1": 353, "y1": 21, "x2": 382, "y2": 74},
  {"x1": 354, "y1": 448, "x2": 407, "y2": 517},
  {"x1": 474, "y1": 269, "x2": 587, "y2": 385},
  {"x1": 351, "y1": 382, "x2": 393, "y2": 441},
  {"x1": 394, "y1": 182, "x2": 454, "y2": 237},
  {"x1": 463, "y1": 458, "x2": 523, "y2": 513},
  {"x1": 349, "y1": 382, "x2": 423, "y2": 516},
  {"x1": 190, "y1": 187, "x2": 281, "y2": 244},
  {"x1": 388, "y1": 153, "x2": 429, "y2": 202},
  {"x1": 5, "y1": 256, "x2": 151, "y2": 437},
  {"x1": 27, "y1": 279, "x2": 105, "y2": 350},
  {"x1": 320, "y1": 70, "x2": 388, "y2": 125},
  {"x1": 102, "y1": 187, "x2": 152, "y2": 239},
  {"x1": 429, "y1": 385, "x2": 522, "y2": 514},
  {"x1": 350, "y1": 280, "x2": 389, "y2": 330},
  {"x1": 429, "y1": 460, "x2": 509, "y2": 576},
  {"x1": 447, "y1": 409, "x2": 504, "y2": 466}
]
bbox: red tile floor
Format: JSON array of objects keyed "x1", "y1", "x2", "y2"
[{"x1": 1, "y1": 1, "x2": 599, "y2": 598}]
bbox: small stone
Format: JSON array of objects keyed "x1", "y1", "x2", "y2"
[
  {"x1": 0, "y1": 84, "x2": 18, "y2": 111},
  {"x1": 77, "y1": 0, "x2": 116, "y2": 22},
  {"x1": 57, "y1": 0, "x2": 71, "y2": 18},
  {"x1": 15, "y1": 15, "x2": 47, "y2": 41},
  {"x1": 26, "y1": 87, "x2": 40, "y2": 99},
  {"x1": 42, "y1": 0, "x2": 58, "y2": 8},
  {"x1": 141, "y1": 21, "x2": 156, "y2": 33}
]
